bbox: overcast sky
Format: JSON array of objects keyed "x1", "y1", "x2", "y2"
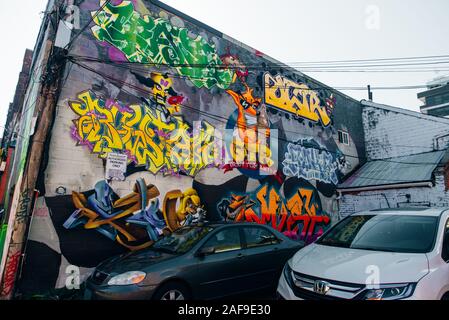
[{"x1": 1, "y1": 0, "x2": 449, "y2": 137}]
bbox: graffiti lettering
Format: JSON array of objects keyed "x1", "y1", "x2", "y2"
[
  {"x1": 91, "y1": 0, "x2": 234, "y2": 89},
  {"x1": 64, "y1": 179, "x2": 206, "y2": 251},
  {"x1": 69, "y1": 90, "x2": 217, "y2": 177},
  {"x1": 218, "y1": 185, "x2": 331, "y2": 243},
  {"x1": 0, "y1": 251, "x2": 21, "y2": 297},
  {"x1": 264, "y1": 73, "x2": 334, "y2": 126},
  {"x1": 283, "y1": 139, "x2": 341, "y2": 185},
  {"x1": 16, "y1": 189, "x2": 31, "y2": 225}
]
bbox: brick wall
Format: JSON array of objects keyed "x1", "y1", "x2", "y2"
[
  {"x1": 362, "y1": 101, "x2": 449, "y2": 160},
  {"x1": 339, "y1": 169, "x2": 449, "y2": 217}
]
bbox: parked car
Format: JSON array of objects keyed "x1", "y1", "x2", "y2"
[
  {"x1": 84, "y1": 222, "x2": 303, "y2": 300},
  {"x1": 277, "y1": 208, "x2": 449, "y2": 300}
]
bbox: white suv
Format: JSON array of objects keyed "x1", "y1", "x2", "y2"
[{"x1": 277, "y1": 208, "x2": 449, "y2": 300}]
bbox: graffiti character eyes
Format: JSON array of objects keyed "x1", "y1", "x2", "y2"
[{"x1": 240, "y1": 98, "x2": 250, "y2": 109}]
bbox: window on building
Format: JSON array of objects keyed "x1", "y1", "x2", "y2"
[{"x1": 338, "y1": 131, "x2": 350, "y2": 145}]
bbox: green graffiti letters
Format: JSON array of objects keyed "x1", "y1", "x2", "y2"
[{"x1": 91, "y1": 0, "x2": 234, "y2": 89}]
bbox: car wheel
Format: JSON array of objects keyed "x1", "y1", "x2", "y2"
[
  {"x1": 442, "y1": 293, "x2": 449, "y2": 301},
  {"x1": 153, "y1": 282, "x2": 191, "y2": 301}
]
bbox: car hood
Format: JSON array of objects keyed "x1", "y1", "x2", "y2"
[
  {"x1": 290, "y1": 244, "x2": 430, "y2": 284},
  {"x1": 97, "y1": 249, "x2": 179, "y2": 274}
]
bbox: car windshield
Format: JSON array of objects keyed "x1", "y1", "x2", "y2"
[
  {"x1": 152, "y1": 226, "x2": 214, "y2": 254},
  {"x1": 316, "y1": 214, "x2": 439, "y2": 253}
]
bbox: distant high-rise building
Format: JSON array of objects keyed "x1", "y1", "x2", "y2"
[{"x1": 419, "y1": 75, "x2": 449, "y2": 117}]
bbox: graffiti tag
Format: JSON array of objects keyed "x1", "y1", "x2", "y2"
[
  {"x1": 283, "y1": 139, "x2": 341, "y2": 185},
  {"x1": 64, "y1": 179, "x2": 206, "y2": 251},
  {"x1": 264, "y1": 73, "x2": 334, "y2": 126},
  {"x1": 69, "y1": 90, "x2": 217, "y2": 177},
  {"x1": 218, "y1": 184, "x2": 331, "y2": 243},
  {"x1": 0, "y1": 251, "x2": 21, "y2": 297},
  {"x1": 91, "y1": 0, "x2": 234, "y2": 89}
]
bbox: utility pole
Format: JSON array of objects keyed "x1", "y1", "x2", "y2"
[
  {"x1": 367, "y1": 85, "x2": 373, "y2": 101},
  {"x1": 0, "y1": 1, "x2": 66, "y2": 299}
]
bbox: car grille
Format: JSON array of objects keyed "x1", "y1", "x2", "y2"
[
  {"x1": 91, "y1": 270, "x2": 109, "y2": 285},
  {"x1": 291, "y1": 272, "x2": 365, "y2": 300}
]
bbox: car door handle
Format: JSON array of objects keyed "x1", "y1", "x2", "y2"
[
  {"x1": 272, "y1": 247, "x2": 279, "y2": 251},
  {"x1": 236, "y1": 253, "x2": 244, "y2": 259}
]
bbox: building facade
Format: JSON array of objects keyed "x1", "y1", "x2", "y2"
[
  {"x1": 419, "y1": 75, "x2": 449, "y2": 117},
  {"x1": 1, "y1": 0, "x2": 367, "y2": 297},
  {"x1": 0, "y1": 49, "x2": 34, "y2": 272},
  {"x1": 339, "y1": 101, "x2": 449, "y2": 217}
]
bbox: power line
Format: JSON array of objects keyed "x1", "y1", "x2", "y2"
[
  {"x1": 277, "y1": 54, "x2": 449, "y2": 65},
  {"x1": 67, "y1": 53, "x2": 449, "y2": 67},
  {"x1": 64, "y1": 0, "x2": 112, "y2": 50},
  {"x1": 66, "y1": 57, "x2": 449, "y2": 145},
  {"x1": 66, "y1": 55, "x2": 434, "y2": 91},
  {"x1": 66, "y1": 58, "x2": 448, "y2": 170}
]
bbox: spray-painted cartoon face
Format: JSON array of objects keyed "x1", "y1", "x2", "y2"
[
  {"x1": 227, "y1": 86, "x2": 262, "y2": 117},
  {"x1": 133, "y1": 71, "x2": 184, "y2": 115},
  {"x1": 220, "y1": 53, "x2": 249, "y2": 83},
  {"x1": 151, "y1": 73, "x2": 174, "y2": 105},
  {"x1": 218, "y1": 195, "x2": 255, "y2": 221}
]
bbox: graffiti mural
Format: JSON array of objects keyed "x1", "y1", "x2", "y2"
[
  {"x1": 282, "y1": 138, "x2": 350, "y2": 185},
  {"x1": 217, "y1": 183, "x2": 331, "y2": 244},
  {"x1": 64, "y1": 178, "x2": 206, "y2": 251},
  {"x1": 91, "y1": 0, "x2": 234, "y2": 89},
  {"x1": 0, "y1": 251, "x2": 21, "y2": 297},
  {"x1": 132, "y1": 71, "x2": 185, "y2": 121},
  {"x1": 69, "y1": 90, "x2": 218, "y2": 176},
  {"x1": 225, "y1": 85, "x2": 274, "y2": 168},
  {"x1": 264, "y1": 73, "x2": 335, "y2": 126},
  {"x1": 14, "y1": 0, "x2": 367, "y2": 297}
]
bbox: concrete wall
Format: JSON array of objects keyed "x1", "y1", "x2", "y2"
[
  {"x1": 362, "y1": 101, "x2": 449, "y2": 160},
  {"x1": 20, "y1": 0, "x2": 366, "y2": 295}
]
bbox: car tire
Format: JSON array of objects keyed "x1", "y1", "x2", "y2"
[{"x1": 153, "y1": 282, "x2": 192, "y2": 301}]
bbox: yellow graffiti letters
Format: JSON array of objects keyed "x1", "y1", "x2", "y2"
[
  {"x1": 264, "y1": 73, "x2": 332, "y2": 127},
  {"x1": 69, "y1": 90, "x2": 217, "y2": 176}
]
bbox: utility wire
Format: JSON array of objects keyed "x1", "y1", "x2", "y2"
[
  {"x1": 66, "y1": 58, "x2": 448, "y2": 169},
  {"x1": 66, "y1": 55, "x2": 435, "y2": 91},
  {"x1": 67, "y1": 54, "x2": 449, "y2": 75},
  {"x1": 65, "y1": 57, "x2": 449, "y2": 144},
  {"x1": 64, "y1": 0, "x2": 112, "y2": 51}
]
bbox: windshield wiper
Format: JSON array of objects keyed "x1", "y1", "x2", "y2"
[{"x1": 351, "y1": 247, "x2": 397, "y2": 252}]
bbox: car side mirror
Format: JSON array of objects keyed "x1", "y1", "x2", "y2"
[{"x1": 196, "y1": 247, "x2": 215, "y2": 257}]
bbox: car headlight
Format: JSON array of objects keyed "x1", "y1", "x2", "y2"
[
  {"x1": 283, "y1": 261, "x2": 295, "y2": 288},
  {"x1": 107, "y1": 271, "x2": 146, "y2": 286},
  {"x1": 360, "y1": 283, "x2": 416, "y2": 300}
]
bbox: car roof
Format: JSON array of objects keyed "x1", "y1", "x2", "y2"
[
  {"x1": 192, "y1": 222, "x2": 271, "y2": 228},
  {"x1": 185, "y1": 222, "x2": 283, "y2": 231},
  {"x1": 354, "y1": 207, "x2": 449, "y2": 217}
]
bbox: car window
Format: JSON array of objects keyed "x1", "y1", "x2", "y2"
[
  {"x1": 443, "y1": 218, "x2": 449, "y2": 262},
  {"x1": 203, "y1": 228, "x2": 242, "y2": 254},
  {"x1": 317, "y1": 215, "x2": 439, "y2": 254},
  {"x1": 243, "y1": 227, "x2": 280, "y2": 248}
]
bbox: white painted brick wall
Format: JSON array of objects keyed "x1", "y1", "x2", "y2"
[
  {"x1": 339, "y1": 170, "x2": 449, "y2": 217},
  {"x1": 363, "y1": 103, "x2": 449, "y2": 160}
]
